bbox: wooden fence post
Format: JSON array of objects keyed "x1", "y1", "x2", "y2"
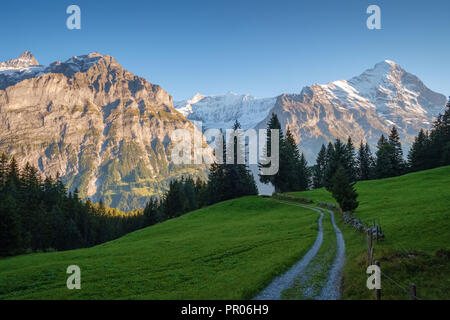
[
  {"x1": 367, "y1": 230, "x2": 373, "y2": 265},
  {"x1": 410, "y1": 284, "x2": 417, "y2": 300},
  {"x1": 375, "y1": 260, "x2": 381, "y2": 300}
]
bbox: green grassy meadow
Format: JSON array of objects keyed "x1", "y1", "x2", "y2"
[
  {"x1": 0, "y1": 196, "x2": 319, "y2": 300},
  {"x1": 288, "y1": 166, "x2": 450, "y2": 299}
]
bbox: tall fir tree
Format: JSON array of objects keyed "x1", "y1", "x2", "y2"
[
  {"x1": 345, "y1": 137, "x2": 358, "y2": 182},
  {"x1": 357, "y1": 142, "x2": 375, "y2": 180},
  {"x1": 227, "y1": 120, "x2": 258, "y2": 198},
  {"x1": 388, "y1": 126, "x2": 405, "y2": 176},
  {"x1": 284, "y1": 127, "x2": 302, "y2": 191},
  {"x1": 329, "y1": 165, "x2": 359, "y2": 212},
  {"x1": 0, "y1": 194, "x2": 22, "y2": 256},
  {"x1": 313, "y1": 144, "x2": 327, "y2": 189},
  {"x1": 408, "y1": 129, "x2": 431, "y2": 172},
  {"x1": 297, "y1": 153, "x2": 310, "y2": 191},
  {"x1": 429, "y1": 97, "x2": 450, "y2": 167},
  {"x1": 259, "y1": 113, "x2": 287, "y2": 193},
  {"x1": 375, "y1": 134, "x2": 395, "y2": 178},
  {"x1": 0, "y1": 153, "x2": 8, "y2": 187},
  {"x1": 324, "y1": 139, "x2": 351, "y2": 190}
]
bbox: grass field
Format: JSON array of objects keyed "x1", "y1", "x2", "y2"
[
  {"x1": 288, "y1": 166, "x2": 450, "y2": 299},
  {"x1": 0, "y1": 196, "x2": 320, "y2": 300}
]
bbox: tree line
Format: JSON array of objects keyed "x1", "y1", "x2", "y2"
[
  {"x1": 259, "y1": 113, "x2": 310, "y2": 193},
  {"x1": 408, "y1": 98, "x2": 450, "y2": 172},
  {"x1": 0, "y1": 119, "x2": 260, "y2": 257},
  {"x1": 312, "y1": 97, "x2": 450, "y2": 188},
  {"x1": 0, "y1": 154, "x2": 148, "y2": 256},
  {"x1": 142, "y1": 120, "x2": 259, "y2": 224},
  {"x1": 257, "y1": 98, "x2": 449, "y2": 211}
]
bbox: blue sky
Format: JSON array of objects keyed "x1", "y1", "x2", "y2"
[{"x1": 1, "y1": 0, "x2": 449, "y2": 100}]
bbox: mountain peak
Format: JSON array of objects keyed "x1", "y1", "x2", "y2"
[
  {"x1": 18, "y1": 50, "x2": 38, "y2": 63},
  {"x1": 191, "y1": 93, "x2": 206, "y2": 103},
  {"x1": 370, "y1": 59, "x2": 401, "y2": 73},
  {"x1": 87, "y1": 52, "x2": 103, "y2": 58},
  {"x1": 377, "y1": 59, "x2": 397, "y2": 67},
  {"x1": 0, "y1": 50, "x2": 39, "y2": 70}
]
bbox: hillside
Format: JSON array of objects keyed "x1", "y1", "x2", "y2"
[
  {"x1": 288, "y1": 166, "x2": 450, "y2": 299},
  {"x1": 0, "y1": 196, "x2": 319, "y2": 300}
]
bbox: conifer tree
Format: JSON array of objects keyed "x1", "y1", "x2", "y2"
[
  {"x1": 324, "y1": 139, "x2": 349, "y2": 190},
  {"x1": 357, "y1": 142, "x2": 375, "y2": 180},
  {"x1": 0, "y1": 153, "x2": 8, "y2": 187},
  {"x1": 259, "y1": 113, "x2": 287, "y2": 192},
  {"x1": 284, "y1": 127, "x2": 301, "y2": 191},
  {"x1": 375, "y1": 135, "x2": 394, "y2": 178},
  {"x1": 143, "y1": 198, "x2": 161, "y2": 226},
  {"x1": 0, "y1": 194, "x2": 22, "y2": 256},
  {"x1": 407, "y1": 129, "x2": 431, "y2": 172},
  {"x1": 429, "y1": 97, "x2": 450, "y2": 167},
  {"x1": 388, "y1": 126, "x2": 405, "y2": 176},
  {"x1": 297, "y1": 153, "x2": 310, "y2": 191},
  {"x1": 329, "y1": 165, "x2": 359, "y2": 212},
  {"x1": 313, "y1": 144, "x2": 327, "y2": 189},
  {"x1": 345, "y1": 137, "x2": 357, "y2": 181},
  {"x1": 228, "y1": 120, "x2": 258, "y2": 198},
  {"x1": 325, "y1": 142, "x2": 334, "y2": 167}
]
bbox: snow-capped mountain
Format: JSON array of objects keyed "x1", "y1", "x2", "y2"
[
  {"x1": 347, "y1": 60, "x2": 444, "y2": 119},
  {"x1": 174, "y1": 92, "x2": 277, "y2": 130},
  {"x1": 256, "y1": 60, "x2": 446, "y2": 163},
  {"x1": 0, "y1": 51, "x2": 46, "y2": 90},
  {"x1": 0, "y1": 50, "x2": 40, "y2": 70},
  {"x1": 0, "y1": 51, "x2": 104, "y2": 90}
]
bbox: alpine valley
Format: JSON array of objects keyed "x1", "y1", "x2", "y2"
[{"x1": 0, "y1": 52, "x2": 446, "y2": 210}]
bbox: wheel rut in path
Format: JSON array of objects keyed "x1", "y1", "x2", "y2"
[
  {"x1": 253, "y1": 200, "x2": 345, "y2": 300},
  {"x1": 253, "y1": 201, "x2": 324, "y2": 300}
]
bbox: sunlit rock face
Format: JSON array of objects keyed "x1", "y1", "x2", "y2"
[{"x1": 0, "y1": 52, "x2": 207, "y2": 210}]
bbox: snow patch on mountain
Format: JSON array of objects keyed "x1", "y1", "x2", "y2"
[
  {"x1": 0, "y1": 51, "x2": 40, "y2": 71},
  {"x1": 0, "y1": 51, "x2": 105, "y2": 90},
  {"x1": 174, "y1": 92, "x2": 277, "y2": 130}
]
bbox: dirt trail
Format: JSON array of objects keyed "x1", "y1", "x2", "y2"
[
  {"x1": 253, "y1": 204, "x2": 324, "y2": 300},
  {"x1": 316, "y1": 208, "x2": 345, "y2": 300},
  {"x1": 253, "y1": 200, "x2": 345, "y2": 300}
]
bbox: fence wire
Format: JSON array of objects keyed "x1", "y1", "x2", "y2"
[{"x1": 380, "y1": 270, "x2": 422, "y2": 300}]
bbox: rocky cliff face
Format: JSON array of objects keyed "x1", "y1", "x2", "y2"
[
  {"x1": 0, "y1": 52, "x2": 207, "y2": 210},
  {"x1": 256, "y1": 60, "x2": 447, "y2": 162}
]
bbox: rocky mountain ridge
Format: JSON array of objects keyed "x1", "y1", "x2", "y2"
[
  {"x1": 0, "y1": 51, "x2": 207, "y2": 210},
  {"x1": 178, "y1": 60, "x2": 446, "y2": 163}
]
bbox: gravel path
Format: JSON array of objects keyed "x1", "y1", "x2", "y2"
[
  {"x1": 316, "y1": 208, "x2": 346, "y2": 300},
  {"x1": 253, "y1": 201, "x2": 346, "y2": 300},
  {"x1": 253, "y1": 203, "x2": 324, "y2": 300}
]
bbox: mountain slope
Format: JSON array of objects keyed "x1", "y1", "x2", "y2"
[
  {"x1": 0, "y1": 51, "x2": 207, "y2": 210},
  {"x1": 288, "y1": 166, "x2": 450, "y2": 299},
  {"x1": 256, "y1": 60, "x2": 446, "y2": 162}
]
